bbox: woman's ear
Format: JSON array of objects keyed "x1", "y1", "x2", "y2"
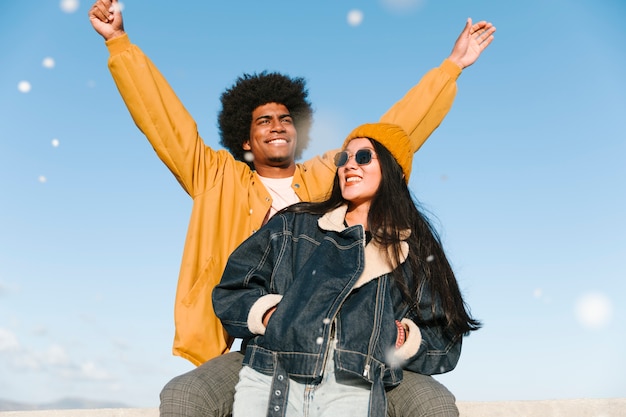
[{"x1": 242, "y1": 140, "x2": 251, "y2": 151}]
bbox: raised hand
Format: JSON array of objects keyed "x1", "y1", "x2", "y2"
[
  {"x1": 448, "y1": 18, "x2": 496, "y2": 70},
  {"x1": 88, "y1": 0, "x2": 125, "y2": 41}
]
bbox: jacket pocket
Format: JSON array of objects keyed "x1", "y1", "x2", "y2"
[{"x1": 181, "y1": 256, "x2": 216, "y2": 307}]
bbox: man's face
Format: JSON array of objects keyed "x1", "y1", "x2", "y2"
[{"x1": 244, "y1": 102, "x2": 298, "y2": 171}]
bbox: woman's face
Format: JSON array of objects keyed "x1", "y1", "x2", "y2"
[{"x1": 337, "y1": 138, "x2": 382, "y2": 209}]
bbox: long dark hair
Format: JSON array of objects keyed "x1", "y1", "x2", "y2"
[{"x1": 285, "y1": 139, "x2": 480, "y2": 338}]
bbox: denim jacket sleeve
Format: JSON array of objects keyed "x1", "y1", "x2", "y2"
[
  {"x1": 404, "y1": 324, "x2": 462, "y2": 375},
  {"x1": 212, "y1": 216, "x2": 285, "y2": 339},
  {"x1": 401, "y1": 277, "x2": 462, "y2": 375}
]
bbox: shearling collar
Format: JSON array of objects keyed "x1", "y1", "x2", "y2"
[{"x1": 318, "y1": 205, "x2": 410, "y2": 288}]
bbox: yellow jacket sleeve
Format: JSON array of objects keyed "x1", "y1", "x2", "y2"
[
  {"x1": 380, "y1": 59, "x2": 461, "y2": 153},
  {"x1": 105, "y1": 34, "x2": 215, "y2": 197}
]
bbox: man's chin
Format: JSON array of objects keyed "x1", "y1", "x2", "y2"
[{"x1": 268, "y1": 155, "x2": 293, "y2": 165}]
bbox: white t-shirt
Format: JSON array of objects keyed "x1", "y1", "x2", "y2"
[{"x1": 257, "y1": 175, "x2": 300, "y2": 224}]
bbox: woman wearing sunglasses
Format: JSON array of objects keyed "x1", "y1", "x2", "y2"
[{"x1": 213, "y1": 122, "x2": 480, "y2": 417}]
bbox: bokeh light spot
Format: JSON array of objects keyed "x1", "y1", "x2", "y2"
[
  {"x1": 347, "y1": 9, "x2": 364, "y2": 27},
  {"x1": 38, "y1": 175, "x2": 47, "y2": 183},
  {"x1": 18, "y1": 81, "x2": 32, "y2": 93},
  {"x1": 42, "y1": 57, "x2": 55, "y2": 69},
  {"x1": 575, "y1": 292, "x2": 612, "y2": 329},
  {"x1": 385, "y1": 347, "x2": 402, "y2": 368},
  {"x1": 52, "y1": 138, "x2": 60, "y2": 147},
  {"x1": 60, "y1": 0, "x2": 80, "y2": 13},
  {"x1": 379, "y1": 0, "x2": 424, "y2": 14}
]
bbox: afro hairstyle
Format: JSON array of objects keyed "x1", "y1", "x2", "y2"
[{"x1": 218, "y1": 71, "x2": 314, "y2": 166}]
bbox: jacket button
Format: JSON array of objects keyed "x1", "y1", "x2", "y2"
[
  {"x1": 294, "y1": 183, "x2": 300, "y2": 188},
  {"x1": 249, "y1": 209, "x2": 253, "y2": 215}
]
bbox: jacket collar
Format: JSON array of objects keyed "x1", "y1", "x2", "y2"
[{"x1": 318, "y1": 205, "x2": 410, "y2": 288}]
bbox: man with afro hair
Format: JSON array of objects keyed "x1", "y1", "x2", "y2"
[
  {"x1": 89, "y1": 0, "x2": 495, "y2": 416},
  {"x1": 218, "y1": 72, "x2": 314, "y2": 167}
]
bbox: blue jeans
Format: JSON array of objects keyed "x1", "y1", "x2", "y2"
[{"x1": 233, "y1": 342, "x2": 370, "y2": 417}]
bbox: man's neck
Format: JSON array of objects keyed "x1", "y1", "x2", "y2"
[{"x1": 254, "y1": 163, "x2": 296, "y2": 179}]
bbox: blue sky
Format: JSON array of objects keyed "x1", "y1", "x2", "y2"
[{"x1": 1, "y1": 0, "x2": 625, "y2": 408}]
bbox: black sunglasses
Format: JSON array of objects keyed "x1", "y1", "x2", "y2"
[{"x1": 334, "y1": 149, "x2": 377, "y2": 167}]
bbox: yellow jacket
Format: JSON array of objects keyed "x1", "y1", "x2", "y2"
[{"x1": 105, "y1": 34, "x2": 461, "y2": 365}]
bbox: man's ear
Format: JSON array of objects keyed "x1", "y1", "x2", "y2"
[{"x1": 242, "y1": 141, "x2": 251, "y2": 151}]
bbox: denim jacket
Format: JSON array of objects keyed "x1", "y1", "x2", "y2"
[{"x1": 213, "y1": 205, "x2": 461, "y2": 417}]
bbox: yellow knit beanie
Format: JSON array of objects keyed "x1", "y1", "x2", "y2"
[{"x1": 342, "y1": 123, "x2": 414, "y2": 183}]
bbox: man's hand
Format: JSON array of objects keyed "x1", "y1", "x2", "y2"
[
  {"x1": 88, "y1": 0, "x2": 125, "y2": 41},
  {"x1": 448, "y1": 18, "x2": 496, "y2": 70}
]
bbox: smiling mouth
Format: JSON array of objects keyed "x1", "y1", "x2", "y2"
[
  {"x1": 266, "y1": 138, "x2": 288, "y2": 145},
  {"x1": 345, "y1": 176, "x2": 362, "y2": 183}
]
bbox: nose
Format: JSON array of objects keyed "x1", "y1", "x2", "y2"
[{"x1": 270, "y1": 118, "x2": 286, "y2": 132}]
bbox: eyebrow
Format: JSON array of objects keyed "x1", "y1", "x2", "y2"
[{"x1": 255, "y1": 113, "x2": 292, "y2": 122}]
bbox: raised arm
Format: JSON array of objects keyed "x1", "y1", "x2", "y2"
[
  {"x1": 89, "y1": 0, "x2": 226, "y2": 197},
  {"x1": 380, "y1": 17, "x2": 496, "y2": 153}
]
